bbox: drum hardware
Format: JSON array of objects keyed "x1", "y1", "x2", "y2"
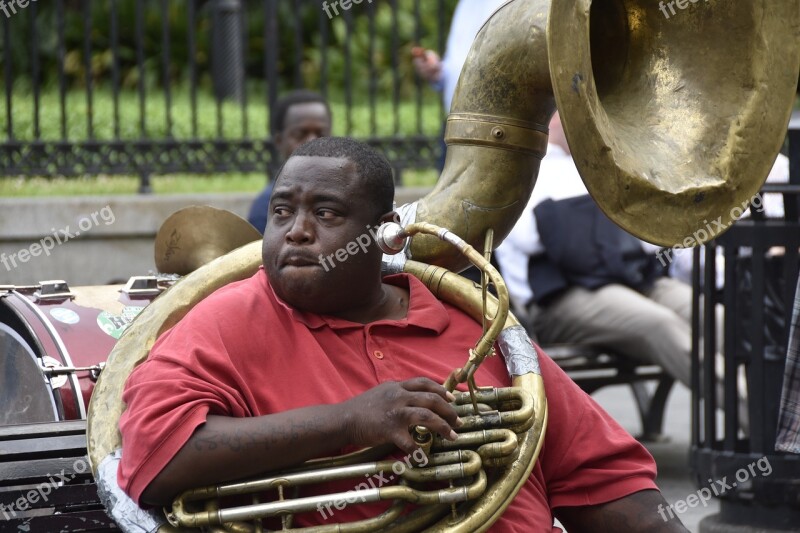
[
  {"x1": 35, "y1": 280, "x2": 74, "y2": 301},
  {"x1": 41, "y1": 356, "x2": 106, "y2": 387},
  {"x1": 122, "y1": 276, "x2": 162, "y2": 297},
  {"x1": 1, "y1": 276, "x2": 164, "y2": 424},
  {"x1": 0, "y1": 284, "x2": 38, "y2": 293}
]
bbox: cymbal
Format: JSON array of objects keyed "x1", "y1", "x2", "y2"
[{"x1": 154, "y1": 206, "x2": 262, "y2": 275}]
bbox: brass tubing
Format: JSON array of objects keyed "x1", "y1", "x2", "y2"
[
  {"x1": 409, "y1": 0, "x2": 553, "y2": 271},
  {"x1": 435, "y1": 429, "x2": 518, "y2": 461},
  {"x1": 397, "y1": 223, "x2": 510, "y2": 397},
  {"x1": 218, "y1": 489, "x2": 381, "y2": 524},
  {"x1": 453, "y1": 403, "x2": 493, "y2": 416},
  {"x1": 302, "y1": 501, "x2": 407, "y2": 533},
  {"x1": 400, "y1": 450, "x2": 482, "y2": 483},
  {"x1": 453, "y1": 387, "x2": 534, "y2": 427},
  {"x1": 170, "y1": 452, "x2": 484, "y2": 528},
  {"x1": 378, "y1": 470, "x2": 488, "y2": 506},
  {"x1": 176, "y1": 463, "x2": 388, "y2": 504}
]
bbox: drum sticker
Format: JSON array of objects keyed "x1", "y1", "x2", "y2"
[
  {"x1": 97, "y1": 306, "x2": 145, "y2": 339},
  {"x1": 49, "y1": 307, "x2": 80, "y2": 325}
]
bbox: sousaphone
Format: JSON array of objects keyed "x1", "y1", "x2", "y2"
[{"x1": 87, "y1": 0, "x2": 800, "y2": 531}]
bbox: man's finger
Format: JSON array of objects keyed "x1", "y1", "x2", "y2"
[
  {"x1": 402, "y1": 407, "x2": 458, "y2": 442},
  {"x1": 401, "y1": 377, "x2": 450, "y2": 398},
  {"x1": 404, "y1": 392, "x2": 460, "y2": 426}
]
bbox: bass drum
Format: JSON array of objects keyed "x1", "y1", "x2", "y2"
[{"x1": 0, "y1": 277, "x2": 170, "y2": 425}]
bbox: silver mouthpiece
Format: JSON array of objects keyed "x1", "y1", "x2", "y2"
[{"x1": 376, "y1": 222, "x2": 407, "y2": 255}]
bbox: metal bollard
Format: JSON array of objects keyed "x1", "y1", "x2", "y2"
[{"x1": 211, "y1": 0, "x2": 244, "y2": 103}]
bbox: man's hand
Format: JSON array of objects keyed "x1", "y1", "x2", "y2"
[
  {"x1": 412, "y1": 47, "x2": 443, "y2": 83},
  {"x1": 343, "y1": 377, "x2": 461, "y2": 454},
  {"x1": 141, "y1": 377, "x2": 459, "y2": 506}
]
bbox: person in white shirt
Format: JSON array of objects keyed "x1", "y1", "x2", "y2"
[
  {"x1": 412, "y1": 0, "x2": 509, "y2": 113},
  {"x1": 412, "y1": 0, "x2": 508, "y2": 170},
  {"x1": 496, "y1": 113, "x2": 695, "y2": 388}
]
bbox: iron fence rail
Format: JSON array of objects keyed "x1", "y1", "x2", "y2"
[{"x1": 0, "y1": 0, "x2": 453, "y2": 191}]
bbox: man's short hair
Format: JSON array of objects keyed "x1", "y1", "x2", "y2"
[
  {"x1": 288, "y1": 137, "x2": 395, "y2": 220},
  {"x1": 270, "y1": 90, "x2": 331, "y2": 136}
]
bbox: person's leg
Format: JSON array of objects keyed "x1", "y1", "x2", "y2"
[
  {"x1": 530, "y1": 284, "x2": 692, "y2": 387},
  {"x1": 645, "y1": 277, "x2": 748, "y2": 430},
  {"x1": 643, "y1": 277, "x2": 692, "y2": 323}
]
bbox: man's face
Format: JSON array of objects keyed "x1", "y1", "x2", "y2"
[
  {"x1": 263, "y1": 155, "x2": 385, "y2": 315},
  {"x1": 275, "y1": 103, "x2": 332, "y2": 160}
]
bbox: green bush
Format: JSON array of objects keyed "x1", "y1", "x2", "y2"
[{"x1": 0, "y1": 0, "x2": 458, "y2": 97}]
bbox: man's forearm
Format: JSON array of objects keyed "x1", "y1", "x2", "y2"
[
  {"x1": 142, "y1": 403, "x2": 351, "y2": 506},
  {"x1": 555, "y1": 489, "x2": 689, "y2": 533}
]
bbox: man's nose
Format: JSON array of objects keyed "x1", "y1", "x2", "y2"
[{"x1": 285, "y1": 213, "x2": 313, "y2": 243}]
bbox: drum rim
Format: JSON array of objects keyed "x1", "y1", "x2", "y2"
[
  {"x1": 0, "y1": 321, "x2": 59, "y2": 425},
  {"x1": 6, "y1": 290, "x2": 87, "y2": 418}
]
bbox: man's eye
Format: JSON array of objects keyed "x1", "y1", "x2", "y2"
[
  {"x1": 273, "y1": 206, "x2": 292, "y2": 217},
  {"x1": 317, "y1": 209, "x2": 338, "y2": 219}
]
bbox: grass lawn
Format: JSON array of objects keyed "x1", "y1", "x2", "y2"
[
  {"x1": 0, "y1": 168, "x2": 439, "y2": 196},
  {"x1": 0, "y1": 84, "x2": 444, "y2": 195}
]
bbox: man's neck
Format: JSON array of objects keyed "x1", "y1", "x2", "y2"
[{"x1": 332, "y1": 283, "x2": 409, "y2": 324}]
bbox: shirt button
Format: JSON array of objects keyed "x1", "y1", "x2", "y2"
[{"x1": 373, "y1": 350, "x2": 385, "y2": 359}]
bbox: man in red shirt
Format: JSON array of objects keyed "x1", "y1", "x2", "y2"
[{"x1": 119, "y1": 137, "x2": 688, "y2": 532}]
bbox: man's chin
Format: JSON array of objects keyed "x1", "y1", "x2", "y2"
[{"x1": 271, "y1": 273, "x2": 337, "y2": 312}]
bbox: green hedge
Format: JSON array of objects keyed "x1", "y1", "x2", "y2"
[{"x1": 0, "y1": 0, "x2": 458, "y2": 97}]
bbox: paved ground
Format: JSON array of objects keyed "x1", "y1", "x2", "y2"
[{"x1": 590, "y1": 383, "x2": 717, "y2": 532}]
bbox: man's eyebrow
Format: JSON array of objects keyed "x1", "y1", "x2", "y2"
[
  {"x1": 311, "y1": 193, "x2": 347, "y2": 205},
  {"x1": 270, "y1": 189, "x2": 292, "y2": 202}
]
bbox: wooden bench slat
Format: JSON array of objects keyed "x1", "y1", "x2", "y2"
[
  {"x1": 0, "y1": 481, "x2": 101, "y2": 510},
  {"x1": 0, "y1": 457, "x2": 91, "y2": 487},
  {"x1": 2, "y1": 509, "x2": 119, "y2": 532},
  {"x1": 0, "y1": 434, "x2": 87, "y2": 459},
  {"x1": 0, "y1": 420, "x2": 87, "y2": 441}
]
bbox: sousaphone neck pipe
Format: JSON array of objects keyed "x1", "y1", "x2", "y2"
[{"x1": 411, "y1": 0, "x2": 554, "y2": 272}]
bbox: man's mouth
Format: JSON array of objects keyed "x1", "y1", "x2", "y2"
[{"x1": 281, "y1": 254, "x2": 320, "y2": 268}]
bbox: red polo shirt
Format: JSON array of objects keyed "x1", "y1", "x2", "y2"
[{"x1": 119, "y1": 269, "x2": 657, "y2": 531}]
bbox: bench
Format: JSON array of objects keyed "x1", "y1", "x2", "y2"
[
  {"x1": 0, "y1": 420, "x2": 119, "y2": 532},
  {"x1": 542, "y1": 343, "x2": 676, "y2": 441}
]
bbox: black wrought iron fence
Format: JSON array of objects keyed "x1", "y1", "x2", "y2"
[{"x1": 0, "y1": 0, "x2": 456, "y2": 191}]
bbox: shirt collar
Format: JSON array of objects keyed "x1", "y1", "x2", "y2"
[{"x1": 261, "y1": 268, "x2": 450, "y2": 333}]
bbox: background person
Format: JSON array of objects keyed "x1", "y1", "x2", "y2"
[
  {"x1": 119, "y1": 137, "x2": 687, "y2": 532},
  {"x1": 247, "y1": 90, "x2": 332, "y2": 233},
  {"x1": 412, "y1": 0, "x2": 507, "y2": 170},
  {"x1": 495, "y1": 113, "x2": 696, "y2": 388}
]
